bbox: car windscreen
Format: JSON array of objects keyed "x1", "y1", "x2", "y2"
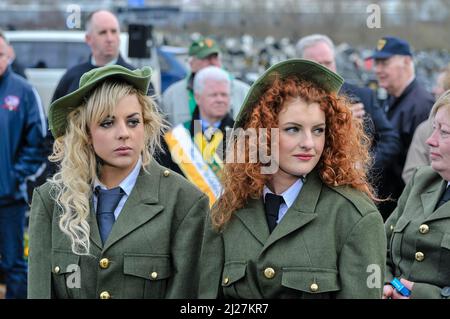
[{"x1": 10, "y1": 40, "x2": 91, "y2": 69}]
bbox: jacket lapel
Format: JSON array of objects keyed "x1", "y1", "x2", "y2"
[
  {"x1": 424, "y1": 180, "x2": 450, "y2": 222},
  {"x1": 88, "y1": 199, "x2": 103, "y2": 251},
  {"x1": 261, "y1": 170, "x2": 321, "y2": 253},
  {"x1": 234, "y1": 198, "x2": 270, "y2": 245},
  {"x1": 102, "y1": 161, "x2": 164, "y2": 251},
  {"x1": 233, "y1": 171, "x2": 322, "y2": 250}
]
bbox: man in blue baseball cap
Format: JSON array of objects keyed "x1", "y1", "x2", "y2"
[
  {"x1": 370, "y1": 36, "x2": 434, "y2": 218},
  {"x1": 371, "y1": 36, "x2": 412, "y2": 59}
]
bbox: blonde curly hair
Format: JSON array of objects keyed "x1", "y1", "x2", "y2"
[{"x1": 49, "y1": 80, "x2": 165, "y2": 255}]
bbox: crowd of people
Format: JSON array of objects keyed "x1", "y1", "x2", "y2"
[{"x1": 1, "y1": 8, "x2": 450, "y2": 299}]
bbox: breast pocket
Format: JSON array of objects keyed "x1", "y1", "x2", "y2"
[
  {"x1": 51, "y1": 250, "x2": 81, "y2": 299},
  {"x1": 281, "y1": 267, "x2": 340, "y2": 299},
  {"x1": 123, "y1": 254, "x2": 171, "y2": 299},
  {"x1": 221, "y1": 261, "x2": 253, "y2": 298}
]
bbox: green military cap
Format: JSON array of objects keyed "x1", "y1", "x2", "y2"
[
  {"x1": 188, "y1": 37, "x2": 221, "y2": 59},
  {"x1": 48, "y1": 65, "x2": 152, "y2": 138},
  {"x1": 234, "y1": 58, "x2": 344, "y2": 129}
]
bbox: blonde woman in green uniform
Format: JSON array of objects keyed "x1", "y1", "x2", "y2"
[{"x1": 28, "y1": 65, "x2": 209, "y2": 299}]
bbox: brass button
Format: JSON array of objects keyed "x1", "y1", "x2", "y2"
[
  {"x1": 390, "y1": 225, "x2": 394, "y2": 231},
  {"x1": 419, "y1": 224, "x2": 429, "y2": 234},
  {"x1": 99, "y1": 258, "x2": 110, "y2": 269},
  {"x1": 151, "y1": 271, "x2": 158, "y2": 279},
  {"x1": 263, "y1": 267, "x2": 276, "y2": 279},
  {"x1": 310, "y1": 283, "x2": 319, "y2": 292},
  {"x1": 99, "y1": 291, "x2": 111, "y2": 299},
  {"x1": 54, "y1": 266, "x2": 60, "y2": 274},
  {"x1": 163, "y1": 170, "x2": 170, "y2": 177},
  {"x1": 223, "y1": 277, "x2": 229, "y2": 285},
  {"x1": 415, "y1": 251, "x2": 425, "y2": 261}
]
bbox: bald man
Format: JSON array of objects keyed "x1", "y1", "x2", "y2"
[{"x1": 52, "y1": 10, "x2": 136, "y2": 101}]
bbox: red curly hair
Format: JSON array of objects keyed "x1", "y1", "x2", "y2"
[{"x1": 212, "y1": 76, "x2": 374, "y2": 230}]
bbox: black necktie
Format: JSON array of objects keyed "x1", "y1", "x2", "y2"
[
  {"x1": 436, "y1": 186, "x2": 450, "y2": 210},
  {"x1": 95, "y1": 186, "x2": 124, "y2": 244},
  {"x1": 264, "y1": 193, "x2": 284, "y2": 233}
]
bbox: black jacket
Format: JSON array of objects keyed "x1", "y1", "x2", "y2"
[
  {"x1": 382, "y1": 80, "x2": 434, "y2": 187},
  {"x1": 378, "y1": 79, "x2": 434, "y2": 218},
  {"x1": 384, "y1": 79, "x2": 434, "y2": 163},
  {"x1": 52, "y1": 54, "x2": 142, "y2": 101}
]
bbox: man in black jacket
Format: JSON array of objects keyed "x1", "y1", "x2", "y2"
[
  {"x1": 369, "y1": 36, "x2": 435, "y2": 217},
  {"x1": 296, "y1": 34, "x2": 401, "y2": 219}
]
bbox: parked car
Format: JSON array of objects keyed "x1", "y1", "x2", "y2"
[{"x1": 5, "y1": 30, "x2": 161, "y2": 114}]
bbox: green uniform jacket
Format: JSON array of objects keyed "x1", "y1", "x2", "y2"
[
  {"x1": 199, "y1": 170, "x2": 386, "y2": 299},
  {"x1": 28, "y1": 160, "x2": 209, "y2": 299},
  {"x1": 385, "y1": 166, "x2": 450, "y2": 299}
]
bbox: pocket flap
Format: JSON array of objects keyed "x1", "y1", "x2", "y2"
[
  {"x1": 222, "y1": 261, "x2": 246, "y2": 286},
  {"x1": 393, "y1": 217, "x2": 410, "y2": 233},
  {"x1": 51, "y1": 250, "x2": 80, "y2": 275},
  {"x1": 123, "y1": 254, "x2": 171, "y2": 280},
  {"x1": 441, "y1": 233, "x2": 450, "y2": 250},
  {"x1": 281, "y1": 268, "x2": 340, "y2": 293}
]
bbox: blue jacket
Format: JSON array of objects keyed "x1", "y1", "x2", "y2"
[{"x1": 0, "y1": 67, "x2": 46, "y2": 204}]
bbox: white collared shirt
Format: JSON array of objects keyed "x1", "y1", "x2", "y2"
[
  {"x1": 93, "y1": 157, "x2": 142, "y2": 220},
  {"x1": 263, "y1": 178, "x2": 304, "y2": 224}
]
